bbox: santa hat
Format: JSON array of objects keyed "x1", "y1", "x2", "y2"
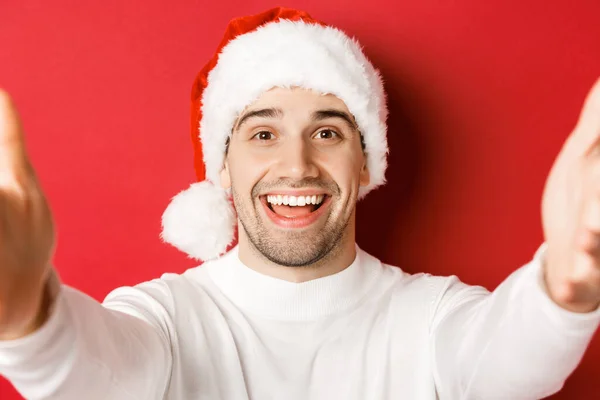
[{"x1": 161, "y1": 7, "x2": 388, "y2": 261}]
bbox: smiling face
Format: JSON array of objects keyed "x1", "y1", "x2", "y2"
[{"x1": 220, "y1": 87, "x2": 370, "y2": 267}]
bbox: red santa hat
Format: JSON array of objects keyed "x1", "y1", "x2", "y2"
[{"x1": 161, "y1": 7, "x2": 388, "y2": 261}]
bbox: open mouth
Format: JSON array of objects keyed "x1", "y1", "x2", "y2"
[
  {"x1": 264, "y1": 194, "x2": 327, "y2": 217},
  {"x1": 259, "y1": 193, "x2": 331, "y2": 228}
]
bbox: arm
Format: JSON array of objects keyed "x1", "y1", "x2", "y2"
[
  {"x1": 430, "y1": 245, "x2": 600, "y2": 399},
  {"x1": 0, "y1": 271, "x2": 173, "y2": 400},
  {"x1": 432, "y1": 78, "x2": 600, "y2": 399},
  {"x1": 0, "y1": 91, "x2": 172, "y2": 399}
]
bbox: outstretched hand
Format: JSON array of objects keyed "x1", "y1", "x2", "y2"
[
  {"x1": 542, "y1": 78, "x2": 600, "y2": 313},
  {"x1": 0, "y1": 90, "x2": 55, "y2": 339}
]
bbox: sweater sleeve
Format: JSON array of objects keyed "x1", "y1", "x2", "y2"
[
  {"x1": 0, "y1": 277, "x2": 174, "y2": 400},
  {"x1": 430, "y1": 244, "x2": 600, "y2": 400}
]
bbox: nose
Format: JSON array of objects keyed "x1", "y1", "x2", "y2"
[{"x1": 275, "y1": 136, "x2": 319, "y2": 180}]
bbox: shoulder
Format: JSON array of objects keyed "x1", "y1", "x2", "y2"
[
  {"x1": 369, "y1": 254, "x2": 489, "y2": 328},
  {"x1": 100, "y1": 256, "x2": 230, "y2": 334}
]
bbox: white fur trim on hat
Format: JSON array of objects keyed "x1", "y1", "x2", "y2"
[
  {"x1": 161, "y1": 181, "x2": 236, "y2": 261},
  {"x1": 200, "y1": 20, "x2": 388, "y2": 199}
]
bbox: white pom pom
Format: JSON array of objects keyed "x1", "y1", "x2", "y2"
[{"x1": 161, "y1": 181, "x2": 236, "y2": 261}]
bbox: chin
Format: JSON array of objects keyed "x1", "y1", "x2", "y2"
[{"x1": 250, "y1": 217, "x2": 347, "y2": 268}]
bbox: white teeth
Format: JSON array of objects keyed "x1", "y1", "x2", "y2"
[{"x1": 266, "y1": 194, "x2": 326, "y2": 206}]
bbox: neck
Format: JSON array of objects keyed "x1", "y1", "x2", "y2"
[{"x1": 237, "y1": 221, "x2": 357, "y2": 283}]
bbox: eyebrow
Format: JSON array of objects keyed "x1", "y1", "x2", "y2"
[
  {"x1": 234, "y1": 107, "x2": 359, "y2": 134},
  {"x1": 311, "y1": 109, "x2": 358, "y2": 132},
  {"x1": 234, "y1": 108, "x2": 284, "y2": 132}
]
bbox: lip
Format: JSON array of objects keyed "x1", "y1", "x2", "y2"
[{"x1": 260, "y1": 195, "x2": 332, "y2": 229}]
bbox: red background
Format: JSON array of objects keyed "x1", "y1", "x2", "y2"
[{"x1": 1, "y1": 0, "x2": 599, "y2": 398}]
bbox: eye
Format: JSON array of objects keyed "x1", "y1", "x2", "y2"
[
  {"x1": 252, "y1": 131, "x2": 275, "y2": 141},
  {"x1": 314, "y1": 129, "x2": 339, "y2": 140}
]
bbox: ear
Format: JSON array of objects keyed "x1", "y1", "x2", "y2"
[
  {"x1": 219, "y1": 161, "x2": 232, "y2": 189},
  {"x1": 359, "y1": 160, "x2": 370, "y2": 187}
]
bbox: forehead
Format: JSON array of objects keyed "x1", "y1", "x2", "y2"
[{"x1": 245, "y1": 87, "x2": 351, "y2": 114}]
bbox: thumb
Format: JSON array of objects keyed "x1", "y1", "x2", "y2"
[
  {"x1": 0, "y1": 90, "x2": 32, "y2": 181},
  {"x1": 571, "y1": 77, "x2": 600, "y2": 150}
]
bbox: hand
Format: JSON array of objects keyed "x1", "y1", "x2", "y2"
[
  {"x1": 542, "y1": 78, "x2": 600, "y2": 313},
  {"x1": 0, "y1": 90, "x2": 56, "y2": 339}
]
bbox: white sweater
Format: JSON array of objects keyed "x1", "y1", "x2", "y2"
[{"x1": 0, "y1": 244, "x2": 599, "y2": 400}]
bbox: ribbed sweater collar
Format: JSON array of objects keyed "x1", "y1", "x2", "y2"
[{"x1": 204, "y1": 245, "x2": 381, "y2": 321}]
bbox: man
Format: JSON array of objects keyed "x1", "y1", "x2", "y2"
[{"x1": 0, "y1": 6, "x2": 599, "y2": 399}]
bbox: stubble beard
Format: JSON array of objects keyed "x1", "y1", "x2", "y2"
[{"x1": 231, "y1": 180, "x2": 352, "y2": 267}]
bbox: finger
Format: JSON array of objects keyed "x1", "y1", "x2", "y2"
[
  {"x1": 580, "y1": 160, "x2": 600, "y2": 227},
  {"x1": 578, "y1": 199, "x2": 600, "y2": 254},
  {"x1": 571, "y1": 77, "x2": 600, "y2": 151},
  {"x1": 0, "y1": 90, "x2": 33, "y2": 185},
  {"x1": 570, "y1": 251, "x2": 600, "y2": 307},
  {"x1": 578, "y1": 161, "x2": 600, "y2": 258}
]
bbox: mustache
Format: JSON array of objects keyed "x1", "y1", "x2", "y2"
[{"x1": 251, "y1": 178, "x2": 340, "y2": 198}]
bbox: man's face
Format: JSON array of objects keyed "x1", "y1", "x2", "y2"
[{"x1": 220, "y1": 87, "x2": 370, "y2": 267}]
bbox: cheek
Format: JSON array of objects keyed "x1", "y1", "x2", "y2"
[
  {"x1": 321, "y1": 154, "x2": 364, "y2": 192},
  {"x1": 227, "y1": 150, "x2": 270, "y2": 193}
]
